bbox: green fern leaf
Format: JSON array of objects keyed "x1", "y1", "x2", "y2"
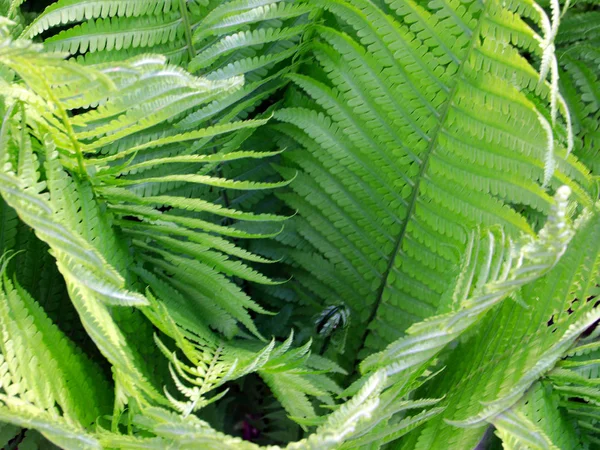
[
  {"x1": 21, "y1": 0, "x2": 179, "y2": 39},
  {"x1": 270, "y1": 0, "x2": 587, "y2": 372}
]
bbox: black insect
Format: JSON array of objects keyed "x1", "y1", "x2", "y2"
[{"x1": 315, "y1": 304, "x2": 350, "y2": 355}]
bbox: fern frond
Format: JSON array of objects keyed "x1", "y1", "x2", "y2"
[
  {"x1": 556, "y1": 5, "x2": 600, "y2": 173},
  {"x1": 357, "y1": 187, "x2": 574, "y2": 388},
  {"x1": 145, "y1": 292, "x2": 342, "y2": 423},
  {"x1": 0, "y1": 408, "x2": 100, "y2": 450},
  {"x1": 0, "y1": 140, "x2": 167, "y2": 408},
  {"x1": 0, "y1": 261, "x2": 111, "y2": 449},
  {"x1": 492, "y1": 381, "x2": 586, "y2": 449},
  {"x1": 44, "y1": 13, "x2": 186, "y2": 55},
  {"x1": 493, "y1": 408, "x2": 561, "y2": 450},
  {"x1": 22, "y1": 0, "x2": 312, "y2": 122},
  {"x1": 401, "y1": 203, "x2": 600, "y2": 448},
  {"x1": 1, "y1": 0, "x2": 599, "y2": 448},
  {"x1": 193, "y1": 3, "x2": 313, "y2": 42},
  {"x1": 269, "y1": 0, "x2": 590, "y2": 373},
  {"x1": 21, "y1": 0, "x2": 179, "y2": 39},
  {"x1": 189, "y1": 26, "x2": 306, "y2": 73},
  {"x1": 0, "y1": 22, "x2": 289, "y2": 414}
]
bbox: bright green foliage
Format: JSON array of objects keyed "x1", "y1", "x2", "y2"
[
  {"x1": 17, "y1": 0, "x2": 311, "y2": 129},
  {"x1": 555, "y1": 0, "x2": 600, "y2": 175},
  {"x1": 0, "y1": 0, "x2": 599, "y2": 449},
  {"x1": 400, "y1": 202, "x2": 600, "y2": 448},
  {"x1": 271, "y1": 0, "x2": 590, "y2": 368},
  {"x1": 0, "y1": 15, "x2": 343, "y2": 446},
  {"x1": 358, "y1": 186, "x2": 576, "y2": 384}
]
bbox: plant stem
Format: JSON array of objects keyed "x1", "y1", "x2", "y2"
[
  {"x1": 28, "y1": 62, "x2": 88, "y2": 177},
  {"x1": 179, "y1": 0, "x2": 196, "y2": 62}
]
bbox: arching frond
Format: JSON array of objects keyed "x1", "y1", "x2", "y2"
[
  {"x1": 399, "y1": 203, "x2": 600, "y2": 448},
  {"x1": 22, "y1": 0, "x2": 313, "y2": 127},
  {"x1": 0, "y1": 19, "x2": 288, "y2": 412}
]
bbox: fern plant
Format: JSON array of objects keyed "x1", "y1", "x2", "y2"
[
  {"x1": 0, "y1": 0, "x2": 599, "y2": 448},
  {"x1": 553, "y1": 0, "x2": 600, "y2": 176}
]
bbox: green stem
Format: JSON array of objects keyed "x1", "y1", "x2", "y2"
[
  {"x1": 28, "y1": 62, "x2": 87, "y2": 178},
  {"x1": 179, "y1": 0, "x2": 197, "y2": 62},
  {"x1": 55, "y1": 100, "x2": 87, "y2": 177}
]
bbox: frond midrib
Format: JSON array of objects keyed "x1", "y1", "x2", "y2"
[{"x1": 178, "y1": 0, "x2": 196, "y2": 61}]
